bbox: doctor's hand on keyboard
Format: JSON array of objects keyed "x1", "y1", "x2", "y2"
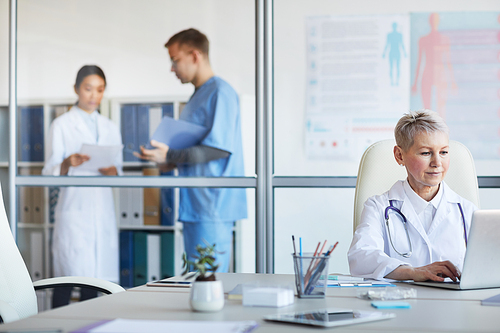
[{"x1": 385, "y1": 260, "x2": 461, "y2": 282}]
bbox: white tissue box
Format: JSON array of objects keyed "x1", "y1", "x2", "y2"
[{"x1": 242, "y1": 287, "x2": 294, "y2": 307}]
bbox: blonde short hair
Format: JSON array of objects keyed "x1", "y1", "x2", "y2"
[{"x1": 395, "y1": 110, "x2": 449, "y2": 151}]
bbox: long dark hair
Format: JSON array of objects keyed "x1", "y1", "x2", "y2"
[{"x1": 75, "y1": 65, "x2": 106, "y2": 89}]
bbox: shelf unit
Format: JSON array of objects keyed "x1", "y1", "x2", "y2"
[
  {"x1": 110, "y1": 96, "x2": 188, "y2": 286},
  {"x1": 5, "y1": 96, "x2": 200, "y2": 288},
  {"x1": 14, "y1": 99, "x2": 80, "y2": 284}
]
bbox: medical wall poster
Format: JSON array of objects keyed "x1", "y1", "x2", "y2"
[
  {"x1": 306, "y1": 15, "x2": 410, "y2": 161},
  {"x1": 410, "y1": 12, "x2": 500, "y2": 160}
]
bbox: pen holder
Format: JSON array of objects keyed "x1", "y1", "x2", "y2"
[{"x1": 292, "y1": 253, "x2": 330, "y2": 298}]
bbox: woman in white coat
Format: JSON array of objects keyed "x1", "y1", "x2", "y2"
[
  {"x1": 42, "y1": 65, "x2": 122, "y2": 306},
  {"x1": 348, "y1": 110, "x2": 477, "y2": 282}
]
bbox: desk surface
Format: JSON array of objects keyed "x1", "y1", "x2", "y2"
[
  {"x1": 136, "y1": 273, "x2": 500, "y2": 301},
  {"x1": 2, "y1": 273, "x2": 500, "y2": 333}
]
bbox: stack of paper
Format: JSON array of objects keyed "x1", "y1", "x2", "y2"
[
  {"x1": 327, "y1": 275, "x2": 395, "y2": 287},
  {"x1": 243, "y1": 287, "x2": 294, "y2": 308},
  {"x1": 78, "y1": 144, "x2": 123, "y2": 172},
  {"x1": 72, "y1": 319, "x2": 259, "y2": 333}
]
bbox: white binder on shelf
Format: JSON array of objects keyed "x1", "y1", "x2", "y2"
[
  {"x1": 149, "y1": 106, "x2": 163, "y2": 138},
  {"x1": 118, "y1": 188, "x2": 130, "y2": 226},
  {"x1": 30, "y1": 230, "x2": 44, "y2": 281},
  {"x1": 147, "y1": 233, "x2": 161, "y2": 282},
  {"x1": 131, "y1": 187, "x2": 144, "y2": 226}
]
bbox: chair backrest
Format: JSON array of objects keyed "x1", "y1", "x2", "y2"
[
  {"x1": 353, "y1": 139, "x2": 480, "y2": 232},
  {"x1": 0, "y1": 184, "x2": 38, "y2": 320}
]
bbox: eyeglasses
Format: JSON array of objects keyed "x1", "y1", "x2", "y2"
[{"x1": 170, "y1": 50, "x2": 194, "y2": 69}]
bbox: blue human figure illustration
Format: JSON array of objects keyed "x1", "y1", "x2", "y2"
[{"x1": 382, "y1": 22, "x2": 407, "y2": 86}]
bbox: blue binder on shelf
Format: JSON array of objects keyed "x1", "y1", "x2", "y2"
[
  {"x1": 160, "y1": 104, "x2": 175, "y2": 226},
  {"x1": 136, "y1": 105, "x2": 150, "y2": 151},
  {"x1": 133, "y1": 231, "x2": 148, "y2": 286},
  {"x1": 119, "y1": 231, "x2": 134, "y2": 288},
  {"x1": 160, "y1": 171, "x2": 175, "y2": 226},
  {"x1": 0, "y1": 109, "x2": 8, "y2": 162},
  {"x1": 121, "y1": 105, "x2": 138, "y2": 162},
  {"x1": 19, "y1": 106, "x2": 44, "y2": 162},
  {"x1": 162, "y1": 103, "x2": 174, "y2": 118},
  {"x1": 160, "y1": 231, "x2": 175, "y2": 279},
  {"x1": 122, "y1": 103, "x2": 175, "y2": 162}
]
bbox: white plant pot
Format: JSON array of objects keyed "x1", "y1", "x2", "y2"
[{"x1": 189, "y1": 280, "x2": 224, "y2": 312}]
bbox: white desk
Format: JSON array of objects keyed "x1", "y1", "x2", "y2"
[
  {"x1": 137, "y1": 273, "x2": 500, "y2": 301},
  {"x1": 1, "y1": 273, "x2": 500, "y2": 333}
]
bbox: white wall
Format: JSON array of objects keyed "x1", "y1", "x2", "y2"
[
  {"x1": 0, "y1": 0, "x2": 255, "y2": 102},
  {"x1": 274, "y1": 0, "x2": 500, "y2": 177}
]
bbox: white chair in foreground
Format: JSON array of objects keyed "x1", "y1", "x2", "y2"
[
  {"x1": 0, "y1": 185, "x2": 124, "y2": 324},
  {"x1": 353, "y1": 139, "x2": 480, "y2": 233}
]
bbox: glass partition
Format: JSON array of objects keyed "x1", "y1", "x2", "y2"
[
  {"x1": 273, "y1": 0, "x2": 500, "y2": 274},
  {"x1": 16, "y1": 0, "x2": 255, "y2": 177},
  {"x1": 12, "y1": 0, "x2": 257, "y2": 279},
  {"x1": 274, "y1": 188, "x2": 354, "y2": 275},
  {"x1": 274, "y1": 0, "x2": 500, "y2": 177},
  {"x1": 16, "y1": 184, "x2": 255, "y2": 285},
  {"x1": 0, "y1": 0, "x2": 7, "y2": 103}
]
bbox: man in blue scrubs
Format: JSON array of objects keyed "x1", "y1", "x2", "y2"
[{"x1": 137, "y1": 29, "x2": 247, "y2": 273}]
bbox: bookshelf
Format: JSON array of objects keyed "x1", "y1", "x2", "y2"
[{"x1": 6, "y1": 96, "x2": 193, "y2": 288}]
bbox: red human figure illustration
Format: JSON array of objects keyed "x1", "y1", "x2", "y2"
[{"x1": 411, "y1": 13, "x2": 457, "y2": 120}]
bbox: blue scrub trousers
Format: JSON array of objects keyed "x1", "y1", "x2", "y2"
[{"x1": 183, "y1": 221, "x2": 234, "y2": 273}]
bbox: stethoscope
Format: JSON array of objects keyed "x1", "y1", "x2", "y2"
[{"x1": 384, "y1": 200, "x2": 467, "y2": 258}]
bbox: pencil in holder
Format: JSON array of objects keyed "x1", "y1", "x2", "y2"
[{"x1": 292, "y1": 253, "x2": 330, "y2": 298}]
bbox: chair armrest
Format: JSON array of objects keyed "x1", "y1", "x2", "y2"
[
  {"x1": 33, "y1": 276, "x2": 125, "y2": 295},
  {"x1": 0, "y1": 299, "x2": 20, "y2": 324}
]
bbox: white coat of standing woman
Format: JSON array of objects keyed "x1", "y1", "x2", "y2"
[{"x1": 42, "y1": 65, "x2": 122, "y2": 285}]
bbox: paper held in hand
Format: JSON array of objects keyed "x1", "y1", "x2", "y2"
[
  {"x1": 147, "y1": 117, "x2": 209, "y2": 149},
  {"x1": 78, "y1": 144, "x2": 123, "y2": 172}
]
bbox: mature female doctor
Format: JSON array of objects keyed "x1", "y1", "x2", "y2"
[
  {"x1": 348, "y1": 110, "x2": 477, "y2": 282},
  {"x1": 42, "y1": 65, "x2": 122, "y2": 305}
]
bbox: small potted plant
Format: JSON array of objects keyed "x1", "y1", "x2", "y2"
[{"x1": 182, "y1": 241, "x2": 224, "y2": 312}]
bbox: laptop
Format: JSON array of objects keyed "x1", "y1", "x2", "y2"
[{"x1": 411, "y1": 210, "x2": 500, "y2": 290}]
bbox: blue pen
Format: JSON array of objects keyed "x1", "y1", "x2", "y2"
[
  {"x1": 305, "y1": 249, "x2": 331, "y2": 295},
  {"x1": 299, "y1": 238, "x2": 304, "y2": 293}
]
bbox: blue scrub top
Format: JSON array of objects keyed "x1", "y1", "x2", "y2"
[{"x1": 178, "y1": 76, "x2": 247, "y2": 222}]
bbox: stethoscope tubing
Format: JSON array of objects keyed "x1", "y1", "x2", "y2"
[
  {"x1": 384, "y1": 200, "x2": 467, "y2": 258},
  {"x1": 385, "y1": 200, "x2": 412, "y2": 258}
]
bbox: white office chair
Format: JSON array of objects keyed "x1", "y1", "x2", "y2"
[
  {"x1": 0, "y1": 184, "x2": 125, "y2": 324},
  {"x1": 353, "y1": 139, "x2": 480, "y2": 233}
]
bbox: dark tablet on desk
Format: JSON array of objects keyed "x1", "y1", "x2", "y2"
[
  {"x1": 264, "y1": 308, "x2": 395, "y2": 328},
  {"x1": 146, "y1": 275, "x2": 195, "y2": 288}
]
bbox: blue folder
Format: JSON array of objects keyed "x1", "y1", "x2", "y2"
[{"x1": 146, "y1": 117, "x2": 208, "y2": 150}]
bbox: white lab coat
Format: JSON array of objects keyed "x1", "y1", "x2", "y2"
[
  {"x1": 348, "y1": 180, "x2": 477, "y2": 280},
  {"x1": 42, "y1": 107, "x2": 123, "y2": 282}
]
